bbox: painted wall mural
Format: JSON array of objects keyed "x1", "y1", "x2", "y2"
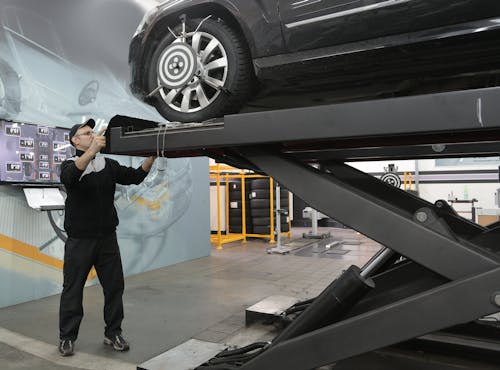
[{"x1": 0, "y1": 0, "x2": 211, "y2": 308}]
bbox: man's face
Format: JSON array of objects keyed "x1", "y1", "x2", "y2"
[{"x1": 72, "y1": 125, "x2": 94, "y2": 150}]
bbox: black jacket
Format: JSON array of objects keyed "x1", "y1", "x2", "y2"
[{"x1": 60, "y1": 150, "x2": 148, "y2": 238}]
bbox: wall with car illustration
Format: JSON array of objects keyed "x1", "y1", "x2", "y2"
[
  {"x1": 0, "y1": 155, "x2": 210, "y2": 308},
  {"x1": 0, "y1": 0, "x2": 211, "y2": 308}
]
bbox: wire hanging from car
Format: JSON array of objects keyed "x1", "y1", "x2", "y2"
[
  {"x1": 193, "y1": 15, "x2": 212, "y2": 33},
  {"x1": 156, "y1": 125, "x2": 161, "y2": 158},
  {"x1": 155, "y1": 123, "x2": 168, "y2": 171},
  {"x1": 168, "y1": 14, "x2": 212, "y2": 40},
  {"x1": 161, "y1": 123, "x2": 167, "y2": 158}
]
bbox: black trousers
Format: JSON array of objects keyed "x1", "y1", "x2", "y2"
[{"x1": 59, "y1": 232, "x2": 124, "y2": 340}]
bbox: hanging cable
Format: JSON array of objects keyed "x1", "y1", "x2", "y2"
[
  {"x1": 162, "y1": 123, "x2": 167, "y2": 158},
  {"x1": 194, "y1": 342, "x2": 269, "y2": 369},
  {"x1": 156, "y1": 124, "x2": 161, "y2": 158},
  {"x1": 214, "y1": 342, "x2": 268, "y2": 358}
]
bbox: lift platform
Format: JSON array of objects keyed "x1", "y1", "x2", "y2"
[{"x1": 106, "y1": 86, "x2": 500, "y2": 370}]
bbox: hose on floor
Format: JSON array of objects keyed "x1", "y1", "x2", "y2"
[
  {"x1": 215, "y1": 342, "x2": 269, "y2": 357},
  {"x1": 195, "y1": 342, "x2": 269, "y2": 368}
]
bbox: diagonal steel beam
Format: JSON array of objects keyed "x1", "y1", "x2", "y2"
[
  {"x1": 241, "y1": 266, "x2": 500, "y2": 370},
  {"x1": 322, "y1": 160, "x2": 486, "y2": 240},
  {"x1": 240, "y1": 148, "x2": 500, "y2": 280}
]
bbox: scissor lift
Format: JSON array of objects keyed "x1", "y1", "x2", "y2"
[{"x1": 107, "y1": 87, "x2": 500, "y2": 370}]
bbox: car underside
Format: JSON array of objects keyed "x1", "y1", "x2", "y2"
[{"x1": 243, "y1": 27, "x2": 500, "y2": 112}]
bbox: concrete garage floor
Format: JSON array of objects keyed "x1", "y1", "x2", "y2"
[{"x1": 0, "y1": 227, "x2": 380, "y2": 370}]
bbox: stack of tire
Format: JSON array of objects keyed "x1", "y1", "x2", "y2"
[
  {"x1": 249, "y1": 178, "x2": 290, "y2": 235},
  {"x1": 227, "y1": 180, "x2": 253, "y2": 234}
]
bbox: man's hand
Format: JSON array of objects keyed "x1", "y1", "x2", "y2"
[
  {"x1": 74, "y1": 128, "x2": 106, "y2": 170},
  {"x1": 88, "y1": 128, "x2": 106, "y2": 155},
  {"x1": 142, "y1": 156, "x2": 156, "y2": 172}
]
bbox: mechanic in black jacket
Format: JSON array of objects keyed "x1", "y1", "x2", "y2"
[{"x1": 58, "y1": 118, "x2": 155, "y2": 357}]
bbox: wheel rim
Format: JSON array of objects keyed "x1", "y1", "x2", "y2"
[{"x1": 157, "y1": 31, "x2": 228, "y2": 114}]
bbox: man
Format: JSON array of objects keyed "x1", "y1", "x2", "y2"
[{"x1": 58, "y1": 118, "x2": 155, "y2": 356}]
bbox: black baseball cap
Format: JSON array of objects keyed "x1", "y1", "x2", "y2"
[{"x1": 69, "y1": 118, "x2": 95, "y2": 146}]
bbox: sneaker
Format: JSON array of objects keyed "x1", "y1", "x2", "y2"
[
  {"x1": 58, "y1": 339, "x2": 74, "y2": 356},
  {"x1": 104, "y1": 334, "x2": 130, "y2": 351}
]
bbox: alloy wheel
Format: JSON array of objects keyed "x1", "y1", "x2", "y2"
[{"x1": 157, "y1": 31, "x2": 228, "y2": 114}]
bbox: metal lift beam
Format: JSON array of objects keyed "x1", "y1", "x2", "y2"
[
  {"x1": 238, "y1": 149, "x2": 499, "y2": 280},
  {"x1": 236, "y1": 150, "x2": 500, "y2": 369},
  {"x1": 107, "y1": 86, "x2": 500, "y2": 162},
  {"x1": 107, "y1": 86, "x2": 500, "y2": 370}
]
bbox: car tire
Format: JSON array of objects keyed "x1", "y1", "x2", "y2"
[
  {"x1": 229, "y1": 208, "x2": 250, "y2": 217},
  {"x1": 253, "y1": 224, "x2": 290, "y2": 235},
  {"x1": 229, "y1": 189, "x2": 244, "y2": 202},
  {"x1": 251, "y1": 208, "x2": 270, "y2": 217},
  {"x1": 146, "y1": 17, "x2": 253, "y2": 122},
  {"x1": 228, "y1": 182, "x2": 242, "y2": 191},
  {"x1": 252, "y1": 217, "x2": 272, "y2": 226},
  {"x1": 249, "y1": 189, "x2": 286, "y2": 199},
  {"x1": 250, "y1": 199, "x2": 270, "y2": 209},
  {"x1": 0, "y1": 58, "x2": 21, "y2": 118},
  {"x1": 229, "y1": 216, "x2": 252, "y2": 226},
  {"x1": 250, "y1": 178, "x2": 270, "y2": 190},
  {"x1": 229, "y1": 225, "x2": 253, "y2": 234}
]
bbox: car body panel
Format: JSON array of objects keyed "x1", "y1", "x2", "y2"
[
  {"x1": 279, "y1": 0, "x2": 500, "y2": 53},
  {"x1": 279, "y1": 0, "x2": 412, "y2": 52},
  {"x1": 408, "y1": 0, "x2": 500, "y2": 34},
  {"x1": 254, "y1": 16, "x2": 500, "y2": 74}
]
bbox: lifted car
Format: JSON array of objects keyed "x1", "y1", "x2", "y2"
[{"x1": 129, "y1": 0, "x2": 500, "y2": 123}]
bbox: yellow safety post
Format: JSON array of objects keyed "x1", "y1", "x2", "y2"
[
  {"x1": 241, "y1": 170, "x2": 247, "y2": 244},
  {"x1": 269, "y1": 177, "x2": 275, "y2": 244},
  {"x1": 287, "y1": 191, "x2": 292, "y2": 239},
  {"x1": 403, "y1": 172, "x2": 413, "y2": 191},
  {"x1": 216, "y1": 164, "x2": 223, "y2": 249},
  {"x1": 225, "y1": 173, "x2": 229, "y2": 234},
  {"x1": 209, "y1": 164, "x2": 246, "y2": 247},
  {"x1": 208, "y1": 166, "x2": 291, "y2": 245}
]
